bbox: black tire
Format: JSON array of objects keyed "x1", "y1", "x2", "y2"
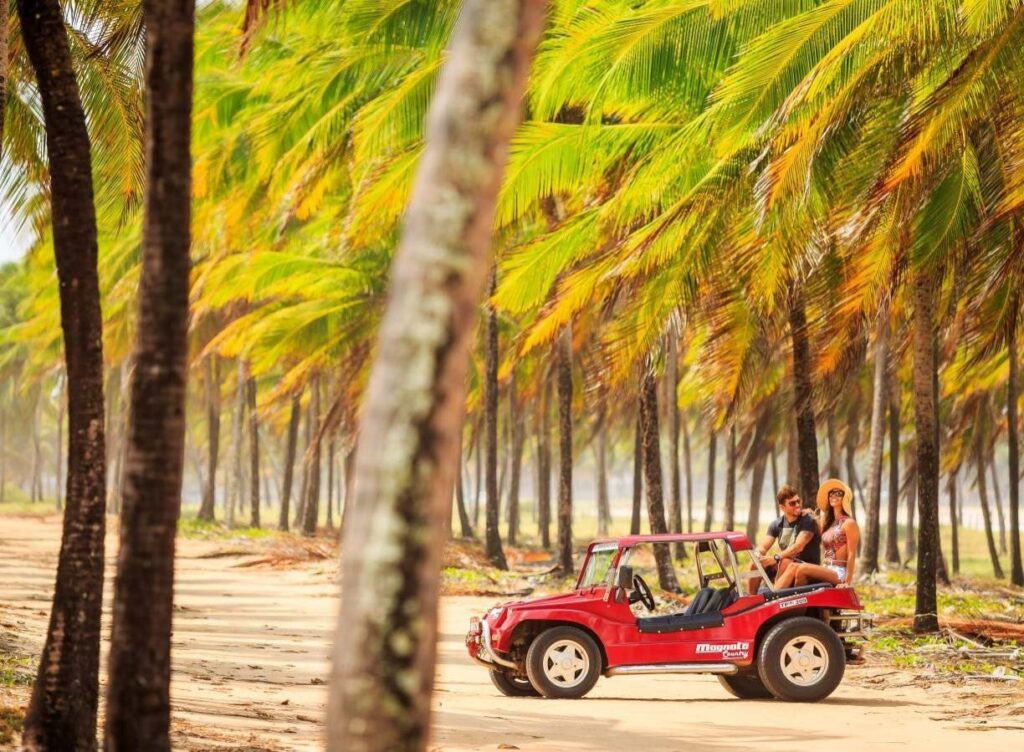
[
  {"x1": 525, "y1": 626, "x2": 602, "y2": 699},
  {"x1": 489, "y1": 669, "x2": 540, "y2": 697},
  {"x1": 717, "y1": 672, "x2": 773, "y2": 699},
  {"x1": 757, "y1": 617, "x2": 845, "y2": 702}
]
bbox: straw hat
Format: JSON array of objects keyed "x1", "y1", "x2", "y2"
[{"x1": 816, "y1": 478, "x2": 854, "y2": 517}]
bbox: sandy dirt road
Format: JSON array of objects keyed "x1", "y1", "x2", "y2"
[{"x1": 1, "y1": 515, "x2": 1022, "y2": 751}]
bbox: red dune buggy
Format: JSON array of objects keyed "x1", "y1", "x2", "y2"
[{"x1": 466, "y1": 532, "x2": 870, "y2": 702}]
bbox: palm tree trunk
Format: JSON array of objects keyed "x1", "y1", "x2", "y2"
[
  {"x1": 538, "y1": 378, "x2": 552, "y2": 548},
  {"x1": 19, "y1": 0, "x2": 108, "y2": 744},
  {"x1": 724, "y1": 423, "x2": 737, "y2": 530},
  {"x1": 746, "y1": 443, "x2": 768, "y2": 542},
  {"x1": 328, "y1": 3, "x2": 544, "y2": 744},
  {"x1": 905, "y1": 466, "x2": 917, "y2": 560},
  {"x1": 30, "y1": 388, "x2": 41, "y2": 503},
  {"x1": 976, "y1": 442, "x2": 1004, "y2": 579},
  {"x1": 278, "y1": 390, "x2": 301, "y2": 531},
  {"x1": 989, "y1": 460, "x2": 1007, "y2": 555},
  {"x1": 301, "y1": 375, "x2": 322, "y2": 537},
  {"x1": 473, "y1": 429, "x2": 482, "y2": 527},
  {"x1": 683, "y1": 410, "x2": 693, "y2": 533},
  {"x1": 770, "y1": 443, "x2": 778, "y2": 499},
  {"x1": 0, "y1": 405, "x2": 6, "y2": 503},
  {"x1": 508, "y1": 373, "x2": 524, "y2": 546},
  {"x1": 484, "y1": 274, "x2": 507, "y2": 569},
  {"x1": 703, "y1": 431, "x2": 717, "y2": 531},
  {"x1": 556, "y1": 325, "x2": 574, "y2": 574},
  {"x1": 631, "y1": 410, "x2": 642, "y2": 535},
  {"x1": 827, "y1": 416, "x2": 840, "y2": 478},
  {"x1": 639, "y1": 366, "x2": 680, "y2": 592},
  {"x1": 948, "y1": 471, "x2": 959, "y2": 575},
  {"x1": 596, "y1": 402, "x2": 610, "y2": 536},
  {"x1": 248, "y1": 376, "x2": 260, "y2": 529},
  {"x1": 667, "y1": 337, "x2": 682, "y2": 538},
  {"x1": 911, "y1": 267, "x2": 940, "y2": 631},
  {"x1": 931, "y1": 332, "x2": 949, "y2": 587},
  {"x1": 55, "y1": 374, "x2": 65, "y2": 510},
  {"x1": 455, "y1": 438, "x2": 473, "y2": 538},
  {"x1": 0, "y1": 0, "x2": 7, "y2": 154},
  {"x1": 789, "y1": 286, "x2": 820, "y2": 506},
  {"x1": 885, "y1": 372, "x2": 902, "y2": 565},
  {"x1": 227, "y1": 359, "x2": 246, "y2": 528},
  {"x1": 198, "y1": 355, "x2": 220, "y2": 521},
  {"x1": 1008, "y1": 313, "x2": 1024, "y2": 586},
  {"x1": 863, "y1": 317, "x2": 890, "y2": 573},
  {"x1": 327, "y1": 435, "x2": 335, "y2": 530},
  {"x1": 104, "y1": 4, "x2": 194, "y2": 745}
]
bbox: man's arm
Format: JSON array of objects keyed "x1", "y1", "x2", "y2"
[
  {"x1": 778, "y1": 530, "x2": 812, "y2": 560},
  {"x1": 755, "y1": 534, "x2": 776, "y2": 566}
]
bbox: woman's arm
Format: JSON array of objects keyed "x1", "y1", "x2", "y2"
[{"x1": 840, "y1": 520, "x2": 860, "y2": 587}]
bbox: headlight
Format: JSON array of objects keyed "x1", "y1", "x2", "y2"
[{"x1": 487, "y1": 606, "x2": 504, "y2": 621}]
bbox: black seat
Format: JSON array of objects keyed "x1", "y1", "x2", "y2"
[{"x1": 637, "y1": 587, "x2": 737, "y2": 634}]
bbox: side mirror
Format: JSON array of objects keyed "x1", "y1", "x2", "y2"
[{"x1": 616, "y1": 565, "x2": 634, "y2": 590}]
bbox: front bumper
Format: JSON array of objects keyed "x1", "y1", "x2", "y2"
[{"x1": 466, "y1": 617, "x2": 516, "y2": 670}]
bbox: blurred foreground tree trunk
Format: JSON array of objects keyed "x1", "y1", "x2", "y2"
[
  {"x1": 19, "y1": 0, "x2": 108, "y2": 746},
  {"x1": 327, "y1": 3, "x2": 545, "y2": 748},
  {"x1": 104, "y1": 2, "x2": 195, "y2": 747}
]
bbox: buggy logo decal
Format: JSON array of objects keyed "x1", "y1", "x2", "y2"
[
  {"x1": 696, "y1": 641, "x2": 750, "y2": 658},
  {"x1": 779, "y1": 597, "x2": 808, "y2": 609}
]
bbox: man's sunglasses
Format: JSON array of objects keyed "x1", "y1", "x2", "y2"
[
  {"x1": 782, "y1": 498, "x2": 801, "y2": 507},
  {"x1": 828, "y1": 489, "x2": 846, "y2": 498}
]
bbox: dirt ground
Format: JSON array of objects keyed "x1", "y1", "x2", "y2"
[{"x1": 1, "y1": 516, "x2": 1023, "y2": 751}]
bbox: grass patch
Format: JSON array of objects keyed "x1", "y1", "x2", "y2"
[
  {"x1": 0, "y1": 652, "x2": 33, "y2": 689},
  {"x1": 0, "y1": 705, "x2": 25, "y2": 747},
  {"x1": 177, "y1": 515, "x2": 279, "y2": 541}
]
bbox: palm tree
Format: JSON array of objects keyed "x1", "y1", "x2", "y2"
[
  {"x1": 198, "y1": 355, "x2": 220, "y2": 521},
  {"x1": 556, "y1": 324, "x2": 575, "y2": 573},
  {"x1": 327, "y1": 2, "x2": 546, "y2": 748},
  {"x1": 1009, "y1": 311, "x2": 1024, "y2": 585},
  {"x1": 862, "y1": 315, "x2": 890, "y2": 573},
  {"x1": 484, "y1": 273, "x2": 508, "y2": 569},
  {"x1": 278, "y1": 389, "x2": 302, "y2": 531},
  {"x1": 104, "y1": 1, "x2": 194, "y2": 747},
  {"x1": 638, "y1": 364, "x2": 680, "y2": 592},
  {"x1": 18, "y1": 0, "x2": 109, "y2": 746}
]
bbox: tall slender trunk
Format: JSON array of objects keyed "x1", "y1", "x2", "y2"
[
  {"x1": 248, "y1": 376, "x2": 260, "y2": 528},
  {"x1": 0, "y1": 0, "x2": 7, "y2": 155},
  {"x1": 327, "y1": 436, "x2": 335, "y2": 530},
  {"x1": 976, "y1": 444, "x2": 1004, "y2": 579},
  {"x1": 724, "y1": 423, "x2": 737, "y2": 530},
  {"x1": 683, "y1": 410, "x2": 693, "y2": 533},
  {"x1": 472, "y1": 429, "x2": 482, "y2": 527},
  {"x1": 484, "y1": 274, "x2": 507, "y2": 568},
  {"x1": 294, "y1": 385, "x2": 313, "y2": 528},
  {"x1": 789, "y1": 287, "x2": 819, "y2": 506},
  {"x1": 30, "y1": 388, "x2": 41, "y2": 503},
  {"x1": 301, "y1": 376, "x2": 322, "y2": 537},
  {"x1": 227, "y1": 360, "x2": 246, "y2": 528},
  {"x1": 703, "y1": 431, "x2": 717, "y2": 531},
  {"x1": 631, "y1": 411, "x2": 642, "y2": 535},
  {"x1": 905, "y1": 466, "x2": 917, "y2": 560},
  {"x1": 328, "y1": 3, "x2": 545, "y2": 744},
  {"x1": 278, "y1": 390, "x2": 301, "y2": 531},
  {"x1": 746, "y1": 442, "x2": 768, "y2": 542},
  {"x1": 455, "y1": 438, "x2": 473, "y2": 538},
  {"x1": 508, "y1": 373, "x2": 524, "y2": 546},
  {"x1": 931, "y1": 332, "x2": 950, "y2": 587},
  {"x1": 770, "y1": 443, "x2": 778, "y2": 497},
  {"x1": 786, "y1": 421, "x2": 799, "y2": 488},
  {"x1": 538, "y1": 378, "x2": 552, "y2": 548},
  {"x1": 19, "y1": 0, "x2": 108, "y2": 744},
  {"x1": 198, "y1": 356, "x2": 220, "y2": 521},
  {"x1": 0, "y1": 406, "x2": 6, "y2": 503},
  {"x1": 55, "y1": 375, "x2": 65, "y2": 510},
  {"x1": 989, "y1": 460, "x2": 1007, "y2": 555},
  {"x1": 667, "y1": 338, "x2": 682, "y2": 539},
  {"x1": 911, "y1": 268, "x2": 940, "y2": 631},
  {"x1": 556, "y1": 326, "x2": 574, "y2": 574},
  {"x1": 948, "y1": 471, "x2": 959, "y2": 575},
  {"x1": 1008, "y1": 313, "x2": 1024, "y2": 586},
  {"x1": 846, "y1": 411, "x2": 863, "y2": 506},
  {"x1": 104, "y1": 4, "x2": 194, "y2": 746},
  {"x1": 340, "y1": 445, "x2": 356, "y2": 534},
  {"x1": 639, "y1": 367, "x2": 680, "y2": 592},
  {"x1": 596, "y1": 403, "x2": 610, "y2": 536},
  {"x1": 863, "y1": 317, "x2": 890, "y2": 573},
  {"x1": 827, "y1": 416, "x2": 840, "y2": 478},
  {"x1": 885, "y1": 372, "x2": 902, "y2": 564}
]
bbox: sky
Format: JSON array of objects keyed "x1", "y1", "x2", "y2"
[{"x1": 0, "y1": 201, "x2": 32, "y2": 264}]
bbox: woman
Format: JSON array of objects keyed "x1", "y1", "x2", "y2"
[{"x1": 792, "y1": 479, "x2": 859, "y2": 589}]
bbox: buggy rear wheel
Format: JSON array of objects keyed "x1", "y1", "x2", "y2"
[
  {"x1": 757, "y1": 616, "x2": 845, "y2": 702},
  {"x1": 717, "y1": 672, "x2": 773, "y2": 699}
]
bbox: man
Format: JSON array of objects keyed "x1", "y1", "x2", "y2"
[{"x1": 747, "y1": 484, "x2": 821, "y2": 594}]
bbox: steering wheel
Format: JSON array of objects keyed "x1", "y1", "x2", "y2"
[{"x1": 631, "y1": 574, "x2": 656, "y2": 612}]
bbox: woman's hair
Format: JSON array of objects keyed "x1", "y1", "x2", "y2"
[{"x1": 822, "y1": 503, "x2": 836, "y2": 531}]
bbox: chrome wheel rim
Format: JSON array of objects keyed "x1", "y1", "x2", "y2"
[
  {"x1": 542, "y1": 639, "x2": 590, "y2": 688},
  {"x1": 780, "y1": 635, "x2": 829, "y2": 687}
]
